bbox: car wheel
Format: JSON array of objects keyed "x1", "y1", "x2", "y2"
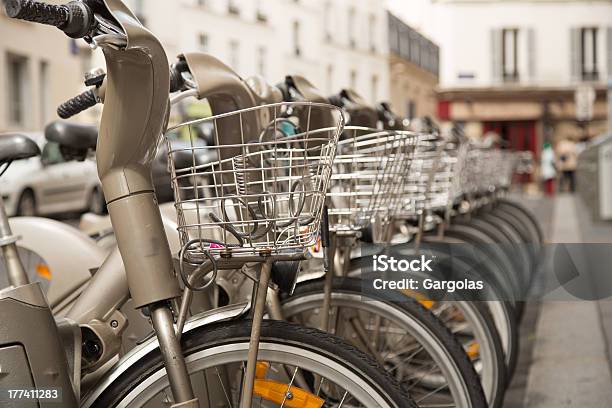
[
  {"x1": 89, "y1": 187, "x2": 107, "y2": 215},
  {"x1": 17, "y1": 190, "x2": 37, "y2": 216}
]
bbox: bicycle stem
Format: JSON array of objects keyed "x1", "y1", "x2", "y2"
[{"x1": 92, "y1": 0, "x2": 194, "y2": 405}]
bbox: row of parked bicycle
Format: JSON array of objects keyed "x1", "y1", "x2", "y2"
[{"x1": 0, "y1": 1, "x2": 542, "y2": 407}]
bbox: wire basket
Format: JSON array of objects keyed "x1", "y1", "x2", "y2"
[
  {"x1": 395, "y1": 135, "x2": 467, "y2": 219},
  {"x1": 327, "y1": 127, "x2": 418, "y2": 232},
  {"x1": 165, "y1": 102, "x2": 344, "y2": 256},
  {"x1": 460, "y1": 147, "x2": 515, "y2": 195}
]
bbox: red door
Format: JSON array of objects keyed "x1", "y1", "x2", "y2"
[
  {"x1": 483, "y1": 121, "x2": 537, "y2": 183},
  {"x1": 483, "y1": 121, "x2": 537, "y2": 155}
]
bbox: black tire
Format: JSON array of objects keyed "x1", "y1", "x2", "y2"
[
  {"x1": 90, "y1": 319, "x2": 417, "y2": 408},
  {"x1": 475, "y1": 213, "x2": 532, "y2": 292},
  {"x1": 284, "y1": 278, "x2": 489, "y2": 407},
  {"x1": 489, "y1": 300, "x2": 521, "y2": 382},
  {"x1": 16, "y1": 189, "x2": 37, "y2": 216},
  {"x1": 444, "y1": 224, "x2": 522, "y2": 301},
  {"x1": 452, "y1": 300, "x2": 509, "y2": 406},
  {"x1": 496, "y1": 199, "x2": 544, "y2": 245},
  {"x1": 494, "y1": 202, "x2": 544, "y2": 267},
  {"x1": 89, "y1": 187, "x2": 107, "y2": 215}
]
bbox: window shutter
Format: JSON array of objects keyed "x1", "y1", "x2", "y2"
[
  {"x1": 491, "y1": 28, "x2": 502, "y2": 82},
  {"x1": 570, "y1": 27, "x2": 581, "y2": 82},
  {"x1": 527, "y1": 28, "x2": 536, "y2": 81},
  {"x1": 607, "y1": 27, "x2": 612, "y2": 77}
]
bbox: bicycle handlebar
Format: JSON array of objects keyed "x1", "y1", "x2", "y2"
[
  {"x1": 58, "y1": 63, "x2": 189, "y2": 119},
  {"x1": 57, "y1": 89, "x2": 98, "y2": 119},
  {"x1": 4, "y1": 0, "x2": 94, "y2": 38}
]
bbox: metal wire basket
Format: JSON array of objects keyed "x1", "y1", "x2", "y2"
[
  {"x1": 394, "y1": 135, "x2": 467, "y2": 219},
  {"x1": 165, "y1": 102, "x2": 344, "y2": 256},
  {"x1": 460, "y1": 147, "x2": 516, "y2": 195},
  {"x1": 327, "y1": 127, "x2": 418, "y2": 232}
]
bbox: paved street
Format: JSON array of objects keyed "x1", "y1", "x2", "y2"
[{"x1": 505, "y1": 193, "x2": 612, "y2": 407}]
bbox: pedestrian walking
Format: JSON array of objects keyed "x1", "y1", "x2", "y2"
[
  {"x1": 541, "y1": 142, "x2": 556, "y2": 196},
  {"x1": 555, "y1": 138, "x2": 578, "y2": 193}
]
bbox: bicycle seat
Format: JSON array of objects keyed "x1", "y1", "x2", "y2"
[
  {"x1": 0, "y1": 133, "x2": 41, "y2": 162},
  {"x1": 45, "y1": 120, "x2": 98, "y2": 150},
  {"x1": 331, "y1": 89, "x2": 378, "y2": 128}
]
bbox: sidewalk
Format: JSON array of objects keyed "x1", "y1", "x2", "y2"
[{"x1": 507, "y1": 194, "x2": 612, "y2": 407}]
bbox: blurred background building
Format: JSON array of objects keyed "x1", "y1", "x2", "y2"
[
  {"x1": 390, "y1": 0, "x2": 612, "y2": 160},
  {"x1": 388, "y1": 11, "x2": 439, "y2": 120},
  {"x1": 0, "y1": 0, "x2": 84, "y2": 132},
  {"x1": 2, "y1": 0, "x2": 609, "y2": 152},
  {"x1": 140, "y1": 0, "x2": 390, "y2": 103}
]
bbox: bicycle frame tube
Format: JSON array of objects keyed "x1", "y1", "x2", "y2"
[
  {"x1": 97, "y1": 0, "x2": 179, "y2": 307},
  {"x1": 92, "y1": 0, "x2": 193, "y2": 404}
]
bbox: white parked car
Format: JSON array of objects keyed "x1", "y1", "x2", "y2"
[{"x1": 0, "y1": 130, "x2": 104, "y2": 217}]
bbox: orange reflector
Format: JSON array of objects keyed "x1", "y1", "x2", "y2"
[
  {"x1": 36, "y1": 264, "x2": 52, "y2": 280},
  {"x1": 256, "y1": 361, "x2": 270, "y2": 379},
  {"x1": 400, "y1": 289, "x2": 435, "y2": 309},
  {"x1": 419, "y1": 300, "x2": 436, "y2": 309},
  {"x1": 466, "y1": 342, "x2": 480, "y2": 358},
  {"x1": 253, "y1": 379, "x2": 324, "y2": 408}
]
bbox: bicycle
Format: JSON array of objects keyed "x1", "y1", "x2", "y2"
[{"x1": 1, "y1": 1, "x2": 418, "y2": 407}]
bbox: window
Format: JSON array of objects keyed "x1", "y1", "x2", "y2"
[
  {"x1": 39, "y1": 61, "x2": 49, "y2": 127},
  {"x1": 255, "y1": 0, "x2": 268, "y2": 23},
  {"x1": 350, "y1": 70, "x2": 357, "y2": 89},
  {"x1": 6, "y1": 53, "x2": 29, "y2": 126},
  {"x1": 293, "y1": 20, "x2": 301, "y2": 57},
  {"x1": 348, "y1": 8, "x2": 356, "y2": 49},
  {"x1": 409, "y1": 32, "x2": 420, "y2": 64},
  {"x1": 371, "y1": 75, "x2": 378, "y2": 103},
  {"x1": 324, "y1": 2, "x2": 332, "y2": 41},
  {"x1": 229, "y1": 40, "x2": 239, "y2": 70},
  {"x1": 257, "y1": 46, "x2": 266, "y2": 76},
  {"x1": 198, "y1": 33, "x2": 208, "y2": 52},
  {"x1": 41, "y1": 142, "x2": 65, "y2": 166},
  {"x1": 197, "y1": 0, "x2": 205, "y2": 6},
  {"x1": 326, "y1": 64, "x2": 334, "y2": 93},
  {"x1": 368, "y1": 14, "x2": 376, "y2": 52},
  {"x1": 581, "y1": 27, "x2": 598, "y2": 81},
  {"x1": 228, "y1": 0, "x2": 239, "y2": 15},
  {"x1": 406, "y1": 100, "x2": 416, "y2": 120},
  {"x1": 502, "y1": 28, "x2": 519, "y2": 81}
]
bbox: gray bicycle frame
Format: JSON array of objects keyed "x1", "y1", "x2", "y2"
[{"x1": 62, "y1": 49, "x2": 289, "y2": 404}]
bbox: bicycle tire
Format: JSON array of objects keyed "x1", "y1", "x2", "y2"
[
  {"x1": 283, "y1": 277, "x2": 491, "y2": 407},
  {"x1": 87, "y1": 319, "x2": 417, "y2": 408},
  {"x1": 496, "y1": 199, "x2": 544, "y2": 246}
]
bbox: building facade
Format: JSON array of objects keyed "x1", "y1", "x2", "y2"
[
  {"x1": 126, "y1": 0, "x2": 390, "y2": 104},
  {"x1": 2, "y1": 0, "x2": 398, "y2": 132},
  {"x1": 387, "y1": 12, "x2": 439, "y2": 120},
  {"x1": 390, "y1": 0, "x2": 612, "y2": 156},
  {"x1": 0, "y1": 5, "x2": 85, "y2": 132}
]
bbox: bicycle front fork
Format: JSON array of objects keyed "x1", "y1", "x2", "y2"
[{"x1": 150, "y1": 302, "x2": 199, "y2": 408}]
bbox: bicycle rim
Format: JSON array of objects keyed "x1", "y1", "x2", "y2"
[{"x1": 282, "y1": 285, "x2": 481, "y2": 407}]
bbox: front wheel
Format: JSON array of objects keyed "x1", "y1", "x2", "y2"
[
  {"x1": 88, "y1": 319, "x2": 416, "y2": 408},
  {"x1": 282, "y1": 278, "x2": 487, "y2": 407}
]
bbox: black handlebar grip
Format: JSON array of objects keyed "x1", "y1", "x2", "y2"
[
  {"x1": 62, "y1": 1, "x2": 94, "y2": 38},
  {"x1": 57, "y1": 89, "x2": 98, "y2": 119},
  {"x1": 4, "y1": 0, "x2": 70, "y2": 28},
  {"x1": 5, "y1": 0, "x2": 93, "y2": 38},
  {"x1": 169, "y1": 66, "x2": 184, "y2": 93}
]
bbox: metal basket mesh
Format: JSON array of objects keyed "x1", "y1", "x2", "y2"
[
  {"x1": 165, "y1": 102, "x2": 343, "y2": 255},
  {"x1": 327, "y1": 128, "x2": 418, "y2": 231},
  {"x1": 395, "y1": 136, "x2": 467, "y2": 218}
]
